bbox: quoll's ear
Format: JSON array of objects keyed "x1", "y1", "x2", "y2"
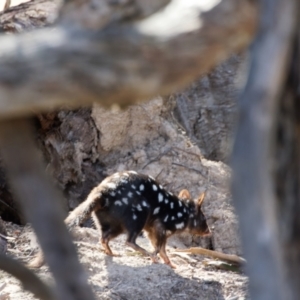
[
  {"x1": 178, "y1": 189, "x2": 191, "y2": 199},
  {"x1": 197, "y1": 192, "x2": 205, "y2": 206}
]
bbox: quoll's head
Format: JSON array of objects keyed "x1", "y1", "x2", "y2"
[{"x1": 178, "y1": 189, "x2": 211, "y2": 237}]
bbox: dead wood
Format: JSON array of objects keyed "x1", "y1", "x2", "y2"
[
  {"x1": 3, "y1": 0, "x2": 10, "y2": 11},
  {"x1": 174, "y1": 247, "x2": 246, "y2": 266},
  {"x1": 0, "y1": 0, "x2": 257, "y2": 119},
  {"x1": 0, "y1": 0, "x2": 58, "y2": 33},
  {"x1": 231, "y1": 0, "x2": 299, "y2": 299},
  {"x1": 0, "y1": 254, "x2": 54, "y2": 300},
  {"x1": 0, "y1": 119, "x2": 95, "y2": 300}
]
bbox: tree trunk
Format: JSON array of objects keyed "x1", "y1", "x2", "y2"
[{"x1": 231, "y1": 0, "x2": 300, "y2": 299}]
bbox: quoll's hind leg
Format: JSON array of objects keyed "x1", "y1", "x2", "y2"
[
  {"x1": 148, "y1": 220, "x2": 176, "y2": 268},
  {"x1": 101, "y1": 227, "x2": 123, "y2": 256},
  {"x1": 100, "y1": 224, "x2": 123, "y2": 256},
  {"x1": 101, "y1": 231, "x2": 115, "y2": 256},
  {"x1": 92, "y1": 212, "x2": 122, "y2": 256},
  {"x1": 126, "y1": 231, "x2": 159, "y2": 263}
]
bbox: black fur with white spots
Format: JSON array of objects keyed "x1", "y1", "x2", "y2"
[{"x1": 66, "y1": 171, "x2": 210, "y2": 268}]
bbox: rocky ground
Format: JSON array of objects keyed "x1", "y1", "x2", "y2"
[{"x1": 0, "y1": 221, "x2": 248, "y2": 300}]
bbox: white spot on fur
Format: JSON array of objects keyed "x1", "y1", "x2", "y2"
[
  {"x1": 136, "y1": 191, "x2": 141, "y2": 195},
  {"x1": 177, "y1": 212, "x2": 183, "y2": 217},
  {"x1": 139, "y1": 184, "x2": 145, "y2": 191},
  {"x1": 131, "y1": 185, "x2": 136, "y2": 189},
  {"x1": 165, "y1": 198, "x2": 169, "y2": 204},
  {"x1": 170, "y1": 202, "x2": 174, "y2": 209},
  {"x1": 153, "y1": 207, "x2": 160, "y2": 215},
  {"x1": 169, "y1": 192, "x2": 174, "y2": 196},
  {"x1": 107, "y1": 182, "x2": 117, "y2": 189},
  {"x1": 142, "y1": 201, "x2": 148, "y2": 207},
  {"x1": 128, "y1": 191, "x2": 133, "y2": 197},
  {"x1": 171, "y1": 216, "x2": 175, "y2": 220},
  {"x1": 194, "y1": 220, "x2": 197, "y2": 227},
  {"x1": 158, "y1": 193, "x2": 163, "y2": 202},
  {"x1": 178, "y1": 201, "x2": 182, "y2": 207},
  {"x1": 133, "y1": 214, "x2": 137, "y2": 220},
  {"x1": 120, "y1": 178, "x2": 128, "y2": 184},
  {"x1": 152, "y1": 184, "x2": 158, "y2": 191},
  {"x1": 110, "y1": 192, "x2": 116, "y2": 197},
  {"x1": 175, "y1": 222, "x2": 184, "y2": 229},
  {"x1": 122, "y1": 198, "x2": 128, "y2": 205},
  {"x1": 115, "y1": 201, "x2": 122, "y2": 206},
  {"x1": 137, "y1": 204, "x2": 143, "y2": 211},
  {"x1": 164, "y1": 215, "x2": 169, "y2": 222},
  {"x1": 159, "y1": 185, "x2": 163, "y2": 189},
  {"x1": 117, "y1": 191, "x2": 121, "y2": 195},
  {"x1": 183, "y1": 208, "x2": 187, "y2": 213}
]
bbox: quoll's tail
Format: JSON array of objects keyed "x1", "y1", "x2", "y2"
[
  {"x1": 28, "y1": 187, "x2": 103, "y2": 269},
  {"x1": 65, "y1": 188, "x2": 103, "y2": 229}
]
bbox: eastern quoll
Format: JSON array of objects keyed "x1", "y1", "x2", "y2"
[{"x1": 29, "y1": 171, "x2": 210, "y2": 268}]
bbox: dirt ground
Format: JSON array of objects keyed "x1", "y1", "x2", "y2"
[{"x1": 0, "y1": 221, "x2": 248, "y2": 300}]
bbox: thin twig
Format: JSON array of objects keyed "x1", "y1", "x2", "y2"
[
  {"x1": 173, "y1": 147, "x2": 202, "y2": 161},
  {"x1": 172, "y1": 162, "x2": 207, "y2": 178},
  {"x1": 154, "y1": 169, "x2": 164, "y2": 182},
  {"x1": 0, "y1": 233, "x2": 14, "y2": 241},
  {"x1": 142, "y1": 148, "x2": 173, "y2": 169}
]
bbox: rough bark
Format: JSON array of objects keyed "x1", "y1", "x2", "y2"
[
  {"x1": 0, "y1": 0, "x2": 58, "y2": 33},
  {"x1": 0, "y1": 217, "x2": 6, "y2": 254},
  {"x1": 0, "y1": 165, "x2": 23, "y2": 224},
  {"x1": 275, "y1": 32, "x2": 300, "y2": 298},
  {"x1": 173, "y1": 54, "x2": 245, "y2": 162}
]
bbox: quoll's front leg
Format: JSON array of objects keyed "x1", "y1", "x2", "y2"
[
  {"x1": 148, "y1": 220, "x2": 176, "y2": 268},
  {"x1": 126, "y1": 231, "x2": 159, "y2": 263},
  {"x1": 159, "y1": 243, "x2": 176, "y2": 269}
]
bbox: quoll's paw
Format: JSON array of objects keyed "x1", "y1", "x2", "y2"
[
  {"x1": 167, "y1": 262, "x2": 177, "y2": 269},
  {"x1": 150, "y1": 254, "x2": 159, "y2": 264},
  {"x1": 100, "y1": 247, "x2": 120, "y2": 257}
]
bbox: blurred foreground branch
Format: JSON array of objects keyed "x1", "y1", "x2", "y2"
[
  {"x1": 0, "y1": 0, "x2": 257, "y2": 118},
  {"x1": 0, "y1": 254, "x2": 54, "y2": 300},
  {"x1": 231, "y1": 0, "x2": 299, "y2": 299},
  {"x1": 0, "y1": 119, "x2": 95, "y2": 300}
]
